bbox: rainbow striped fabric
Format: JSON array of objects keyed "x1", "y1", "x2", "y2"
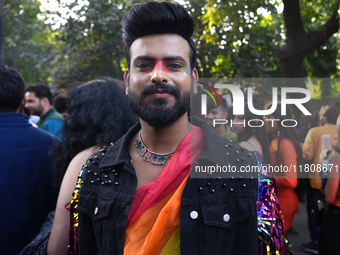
[{"x1": 124, "y1": 126, "x2": 203, "y2": 255}]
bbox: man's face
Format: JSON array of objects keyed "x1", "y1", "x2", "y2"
[
  {"x1": 124, "y1": 33, "x2": 198, "y2": 127},
  {"x1": 25, "y1": 92, "x2": 44, "y2": 116},
  {"x1": 205, "y1": 106, "x2": 227, "y2": 128}
]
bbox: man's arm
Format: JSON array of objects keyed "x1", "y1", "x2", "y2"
[{"x1": 302, "y1": 128, "x2": 315, "y2": 161}]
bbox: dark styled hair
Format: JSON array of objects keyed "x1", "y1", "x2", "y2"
[
  {"x1": 53, "y1": 96, "x2": 69, "y2": 114},
  {"x1": 26, "y1": 83, "x2": 53, "y2": 104},
  {"x1": 323, "y1": 105, "x2": 339, "y2": 125},
  {"x1": 0, "y1": 65, "x2": 25, "y2": 113},
  {"x1": 122, "y1": 1, "x2": 196, "y2": 70},
  {"x1": 269, "y1": 103, "x2": 303, "y2": 167},
  {"x1": 238, "y1": 103, "x2": 271, "y2": 164},
  {"x1": 52, "y1": 78, "x2": 138, "y2": 184},
  {"x1": 206, "y1": 94, "x2": 227, "y2": 113}
]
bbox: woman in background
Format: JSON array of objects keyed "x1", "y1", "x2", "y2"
[
  {"x1": 265, "y1": 103, "x2": 302, "y2": 241},
  {"x1": 233, "y1": 102, "x2": 270, "y2": 164},
  {"x1": 47, "y1": 78, "x2": 137, "y2": 255},
  {"x1": 234, "y1": 103, "x2": 287, "y2": 254}
]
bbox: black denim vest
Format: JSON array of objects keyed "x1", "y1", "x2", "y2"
[{"x1": 78, "y1": 118, "x2": 258, "y2": 255}]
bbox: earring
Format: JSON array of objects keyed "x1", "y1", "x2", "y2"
[{"x1": 277, "y1": 130, "x2": 280, "y2": 136}]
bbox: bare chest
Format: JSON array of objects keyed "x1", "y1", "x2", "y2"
[{"x1": 130, "y1": 143, "x2": 166, "y2": 189}]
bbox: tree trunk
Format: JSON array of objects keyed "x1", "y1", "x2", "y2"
[
  {"x1": 278, "y1": 0, "x2": 339, "y2": 87},
  {"x1": 0, "y1": 0, "x2": 5, "y2": 64},
  {"x1": 281, "y1": 55, "x2": 304, "y2": 79}
]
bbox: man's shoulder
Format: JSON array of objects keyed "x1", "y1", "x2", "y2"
[
  {"x1": 306, "y1": 125, "x2": 321, "y2": 138},
  {"x1": 191, "y1": 118, "x2": 258, "y2": 168},
  {"x1": 14, "y1": 122, "x2": 56, "y2": 143},
  {"x1": 45, "y1": 115, "x2": 64, "y2": 124},
  {"x1": 44, "y1": 118, "x2": 63, "y2": 127},
  {"x1": 83, "y1": 145, "x2": 113, "y2": 172},
  {"x1": 309, "y1": 124, "x2": 336, "y2": 136},
  {"x1": 45, "y1": 108, "x2": 64, "y2": 123}
]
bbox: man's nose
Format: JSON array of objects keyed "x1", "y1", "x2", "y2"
[{"x1": 150, "y1": 60, "x2": 168, "y2": 84}]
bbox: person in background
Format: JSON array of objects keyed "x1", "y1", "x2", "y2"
[
  {"x1": 233, "y1": 102, "x2": 270, "y2": 164},
  {"x1": 21, "y1": 106, "x2": 38, "y2": 127},
  {"x1": 204, "y1": 94, "x2": 238, "y2": 142},
  {"x1": 25, "y1": 83, "x2": 64, "y2": 140},
  {"x1": 265, "y1": 103, "x2": 302, "y2": 244},
  {"x1": 302, "y1": 104, "x2": 339, "y2": 254},
  {"x1": 318, "y1": 115, "x2": 340, "y2": 255},
  {"x1": 233, "y1": 103, "x2": 288, "y2": 254},
  {"x1": 0, "y1": 65, "x2": 58, "y2": 254},
  {"x1": 53, "y1": 91, "x2": 69, "y2": 117},
  {"x1": 227, "y1": 105, "x2": 235, "y2": 130},
  {"x1": 298, "y1": 112, "x2": 311, "y2": 143},
  {"x1": 46, "y1": 78, "x2": 137, "y2": 255},
  {"x1": 332, "y1": 100, "x2": 340, "y2": 111}
]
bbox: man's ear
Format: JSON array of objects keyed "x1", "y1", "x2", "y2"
[
  {"x1": 20, "y1": 97, "x2": 26, "y2": 109},
  {"x1": 124, "y1": 69, "x2": 129, "y2": 95},
  {"x1": 192, "y1": 68, "x2": 199, "y2": 94},
  {"x1": 16, "y1": 98, "x2": 26, "y2": 113},
  {"x1": 41, "y1": 97, "x2": 50, "y2": 107}
]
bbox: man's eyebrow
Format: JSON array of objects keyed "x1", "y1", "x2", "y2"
[
  {"x1": 133, "y1": 56, "x2": 187, "y2": 63},
  {"x1": 163, "y1": 56, "x2": 186, "y2": 62},
  {"x1": 133, "y1": 56, "x2": 155, "y2": 63}
]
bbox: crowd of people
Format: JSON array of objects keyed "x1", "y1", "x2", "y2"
[
  {"x1": 1, "y1": 1, "x2": 340, "y2": 255},
  {"x1": 204, "y1": 96, "x2": 340, "y2": 254}
]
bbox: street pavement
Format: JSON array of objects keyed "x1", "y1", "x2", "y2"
[{"x1": 288, "y1": 201, "x2": 315, "y2": 255}]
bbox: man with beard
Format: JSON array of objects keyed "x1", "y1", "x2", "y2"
[
  {"x1": 67, "y1": 2, "x2": 259, "y2": 254},
  {"x1": 0, "y1": 65, "x2": 58, "y2": 254},
  {"x1": 25, "y1": 83, "x2": 64, "y2": 140}
]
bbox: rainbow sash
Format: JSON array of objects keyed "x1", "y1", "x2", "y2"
[{"x1": 124, "y1": 126, "x2": 203, "y2": 255}]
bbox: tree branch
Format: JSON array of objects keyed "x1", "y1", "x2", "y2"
[
  {"x1": 278, "y1": 0, "x2": 339, "y2": 60},
  {"x1": 283, "y1": 0, "x2": 305, "y2": 44},
  {"x1": 302, "y1": 0, "x2": 340, "y2": 55},
  {"x1": 4, "y1": 2, "x2": 20, "y2": 16}
]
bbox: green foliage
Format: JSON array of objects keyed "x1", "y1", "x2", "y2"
[
  {"x1": 4, "y1": 0, "x2": 56, "y2": 85},
  {"x1": 299, "y1": 0, "x2": 336, "y2": 29},
  {"x1": 3, "y1": 0, "x2": 340, "y2": 95},
  {"x1": 48, "y1": 0, "x2": 148, "y2": 87},
  {"x1": 184, "y1": 0, "x2": 284, "y2": 78}
]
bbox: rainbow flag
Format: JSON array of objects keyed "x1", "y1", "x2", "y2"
[{"x1": 124, "y1": 126, "x2": 203, "y2": 255}]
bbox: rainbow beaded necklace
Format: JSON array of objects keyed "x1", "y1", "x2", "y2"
[{"x1": 134, "y1": 130, "x2": 176, "y2": 165}]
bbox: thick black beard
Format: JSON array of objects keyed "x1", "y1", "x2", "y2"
[{"x1": 128, "y1": 83, "x2": 190, "y2": 128}]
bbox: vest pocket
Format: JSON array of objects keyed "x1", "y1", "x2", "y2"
[
  {"x1": 78, "y1": 192, "x2": 115, "y2": 221},
  {"x1": 199, "y1": 195, "x2": 257, "y2": 255},
  {"x1": 200, "y1": 195, "x2": 255, "y2": 229},
  {"x1": 78, "y1": 191, "x2": 117, "y2": 253}
]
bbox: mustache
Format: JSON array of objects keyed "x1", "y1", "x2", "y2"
[{"x1": 139, "y1": 83, "x2": 181, "y2": 99}]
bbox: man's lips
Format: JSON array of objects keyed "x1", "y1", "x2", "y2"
[{"x1": 147, "y1": 90, "x2": 173, "y2": 98}]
